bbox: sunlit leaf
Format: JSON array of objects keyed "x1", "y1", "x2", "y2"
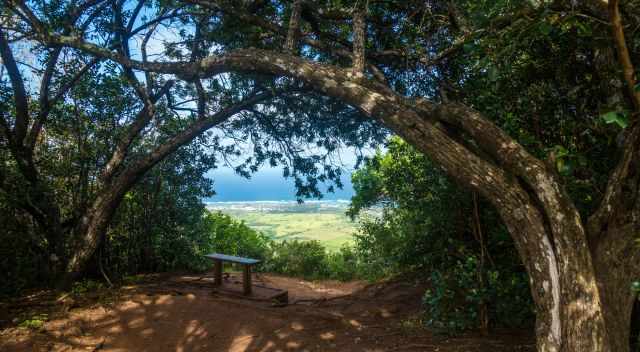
[{"x1": 601, "y1": 111, "x2": 629, "y2": 129}]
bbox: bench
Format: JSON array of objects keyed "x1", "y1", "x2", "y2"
[{"x1": 204, "y1": 253, "x2": 260, "y2": 295}]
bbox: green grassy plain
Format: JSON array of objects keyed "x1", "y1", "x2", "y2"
[{"x1": 207, "y1": 202, "x2": 357, "y2": 251}]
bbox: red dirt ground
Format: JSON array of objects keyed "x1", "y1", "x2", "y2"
[{"x1": 0, "y1": 272, "x2": 535, "y2": 352}]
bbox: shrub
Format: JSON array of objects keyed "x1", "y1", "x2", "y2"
[
  {"x1": 204, "y1": 211, "x2": 272, "y2": 268},
  {"x1": 263, "y1": 240, "x2": 329, "y2": 279},
  {"x1": 422, "y1": 262, "x2": 482, "y2": 334},
  {"x1": 325, "y1": 245, "x2": 360, "y2": 281},
  {"x1": 422, "y1": 257, "x2": 534, "y2": 335}
]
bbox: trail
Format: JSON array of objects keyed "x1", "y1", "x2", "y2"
[{"x1": 0, "y1": 272, "x2": 534, "y2": 351}]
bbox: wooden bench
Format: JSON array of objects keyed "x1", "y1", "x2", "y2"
[{"x1": 204, "y1": 253, "x2": 260, "y2": 295}]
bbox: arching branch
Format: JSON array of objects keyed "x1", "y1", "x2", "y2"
[
  {"x1": 0, "y1": 28, "x2": 29, "y2": 145},
  {"x1": 101, "y1": 80, "x2": 175, "y2": 183},
  {"x1": 65, "y1": 90, "x2": 276, "y2": 276}
]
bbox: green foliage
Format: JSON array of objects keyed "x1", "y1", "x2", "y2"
[
  {"x1": 0, "y1": 202, "x2": 49, "y2": 295},
  {"x1": 205, "y1": 211, "x2": 272, "y2": 266},
  {"x1": 218, "y1": 208, "x2": 356, "y2": 252},
  {"x1": 325, "y1": 245, "x2": 360, "y2": 281},
  {"x1": 70, "y1": 280, "x2": 105, "y2": 296},
  {"x1": 201, "y1": 214, "x2": 360, "y2": 281},
  {"x1": 18, "y1": 314, "x2": 48, "y2": 330},
  {"x1": 447, "y1": 0, "x2": 622, "y2": 215},
  {"x1": 261, "y1": 240, "x2": 360, "y2": 281},
  {"x1": 264, "y1": 240, "x2": 329, "y2": 279},
  {"x1": 349, "y1": 137, "x2": 534, "y2": 333},
  {"x1": 423, "y1": 270, "x2": 477, "y2": 334},
  {"x1": 601, "y1": 111, "x2": 629, "y2": 129},
  {"x1": 423, "y1": 258, "x2": 533, "y2": 334},
  {"x1": 101, "y1": 136, "x2": 218, "y2": 276}
]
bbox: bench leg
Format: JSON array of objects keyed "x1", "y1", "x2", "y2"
[
  {"x1": 243, "y1": 264, "x2": 252, "y2": 295},
  {"x1": 214, "y1": 260, "x2": 222, "y2": 286}
]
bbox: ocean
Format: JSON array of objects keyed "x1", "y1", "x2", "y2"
[{"x1": 204, "y1": 167, "x2": 354, "y2": 202}]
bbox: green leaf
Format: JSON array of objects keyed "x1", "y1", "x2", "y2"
[
  {"x1": 552, "y1": 145, "x2": 569, "y2": 158},
  {"x1": 538, "y1": 22, "x2": 553, "y2": 36},
  {"x1": 634, "y1": 83, "x2": 640, "y2": 92},
  {"x1": 555, "y1": 157, "x2": 572, "y2": 176},
  {"x1": 463, "y1": 43, "x2": 475, "y2": 53},
  {"x1": 601, "y1": 111, "x2": 629, "y2": 129},
  {"x1": 487, "y1": 66, "x2": 499, "y2": 82}
]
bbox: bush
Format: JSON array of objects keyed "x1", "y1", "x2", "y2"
[
  {"x1": 263, "y1": 240, "x2": 329, "y2": 279},
  {"x1": 423, "y1": 258, "x2": 487, "y2": 334},
  {"x1": 325, "y1": 245, "x2": 360, "y2": 281},
  {"x1": 204, "y1": 211, "x2": 272, "y2": 268},
  {"x1": 203, "y1": 213, "x2": 360, "y2": 281},
  {"x1": 349, "y1": 137, "x2": 534, "y2": 333},
  {"x1": 422, "y1": 257, "x2": 534, "y2": 335}
]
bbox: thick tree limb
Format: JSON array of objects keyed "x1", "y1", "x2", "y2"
[
  {"x1": 28, "y1": 48, "x2": 61, "y2": 150},
  {"x1": 65, "y1": 91, "x2": 275, "y2": 277},
  {"x1": 101, "y1": 80, "x2": 175, "y2": 182},
  {"x1": 415, "y1": 101, "x2": 586, "y2": 250},
  {"x1": 0, "y1": 29, "x2": 29, "y2": 145}
]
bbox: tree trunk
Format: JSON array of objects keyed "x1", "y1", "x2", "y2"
[
  {"x1": 62, "y1": 191, "x2": 125, "y2": 286},
  {"x1": 45, "y1": 33, "x2": 640, "y2": 352},
  {"x1": 592, "y1": 223, "x2": 640, "y2": 352}
]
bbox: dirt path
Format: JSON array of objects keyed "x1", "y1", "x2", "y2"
[{"x1": 0, "y1": 272, "x2": 534, "y2": 352}]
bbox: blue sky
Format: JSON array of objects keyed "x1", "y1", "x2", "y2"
[{"x1": 204, "y1": 145, "x2": 368, "y2": 202}]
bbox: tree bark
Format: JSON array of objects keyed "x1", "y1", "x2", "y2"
[
  {"x1": 61, "y1": 91, "x2": 273, "y2": 284},
  {"x1": 284, "y1": 0, "x2": 302, "y2": 54},
  {"x1": 18, "y1": 6, "x2": 640, "y2": 350},
  {"x1": 45, "y1": 38, "x2": 637, "y2": 349},
  {"x1": 594, "y1": 224, "x2": 639, "y2": 352},
  {"x1": 351, "y1": 5, "x2": 366, "y2": 77}
]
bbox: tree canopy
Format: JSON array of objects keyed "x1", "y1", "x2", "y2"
[{"x1": 2, "y1": 0, "x2": 640, "y2": 351}]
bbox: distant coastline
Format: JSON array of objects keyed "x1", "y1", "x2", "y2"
[
  {"x1": 205, "y1": 167, "x2": 355, "y2": 202},
  {"x1": 205, "y1": 199, "x2": 352, "y2": 214},
  {"x1": 204, "y1": 199, "x2": 351, "y2": 204}
]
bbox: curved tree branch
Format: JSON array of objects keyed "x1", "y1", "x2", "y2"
[{"x1": 0, "y1": 28, "x2": 29, "y2": 145}]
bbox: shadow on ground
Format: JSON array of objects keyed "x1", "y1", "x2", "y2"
[{"x1": 0, "y1": 272, "x2": 535, "y2": 352}]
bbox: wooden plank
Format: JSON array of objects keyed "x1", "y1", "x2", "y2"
[
  {"x1": 204, "y1": 253, "x2": 260, "y2": 265},
  {"x1": 213, "y1": 259, "x2": 222, "y2": 286},
  {"x1": 243, "y1": 264, "x2": 252, "y2": 295}
]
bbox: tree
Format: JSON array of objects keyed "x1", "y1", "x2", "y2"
[
  {"x1": 2, "y1": 0, "x2": 639, "y2": 351},
  {"x1": 349, "y1": 137, "x2": 533, "y2": 332},
  {"x1": 1, "y1": 0, "x2": 379, "y2": 287}
]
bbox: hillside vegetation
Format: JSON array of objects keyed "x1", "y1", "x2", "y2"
[{"x1": 207, "y1": 202, "x2": 358, "y2": 251}]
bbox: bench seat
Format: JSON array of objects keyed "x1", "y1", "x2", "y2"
[
  {"x1": 204, "y1": 253, "x2": 260, "y2": 265},
  {"x1": 204, "y1": 253, "x2": 259, "y2": 295}
]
